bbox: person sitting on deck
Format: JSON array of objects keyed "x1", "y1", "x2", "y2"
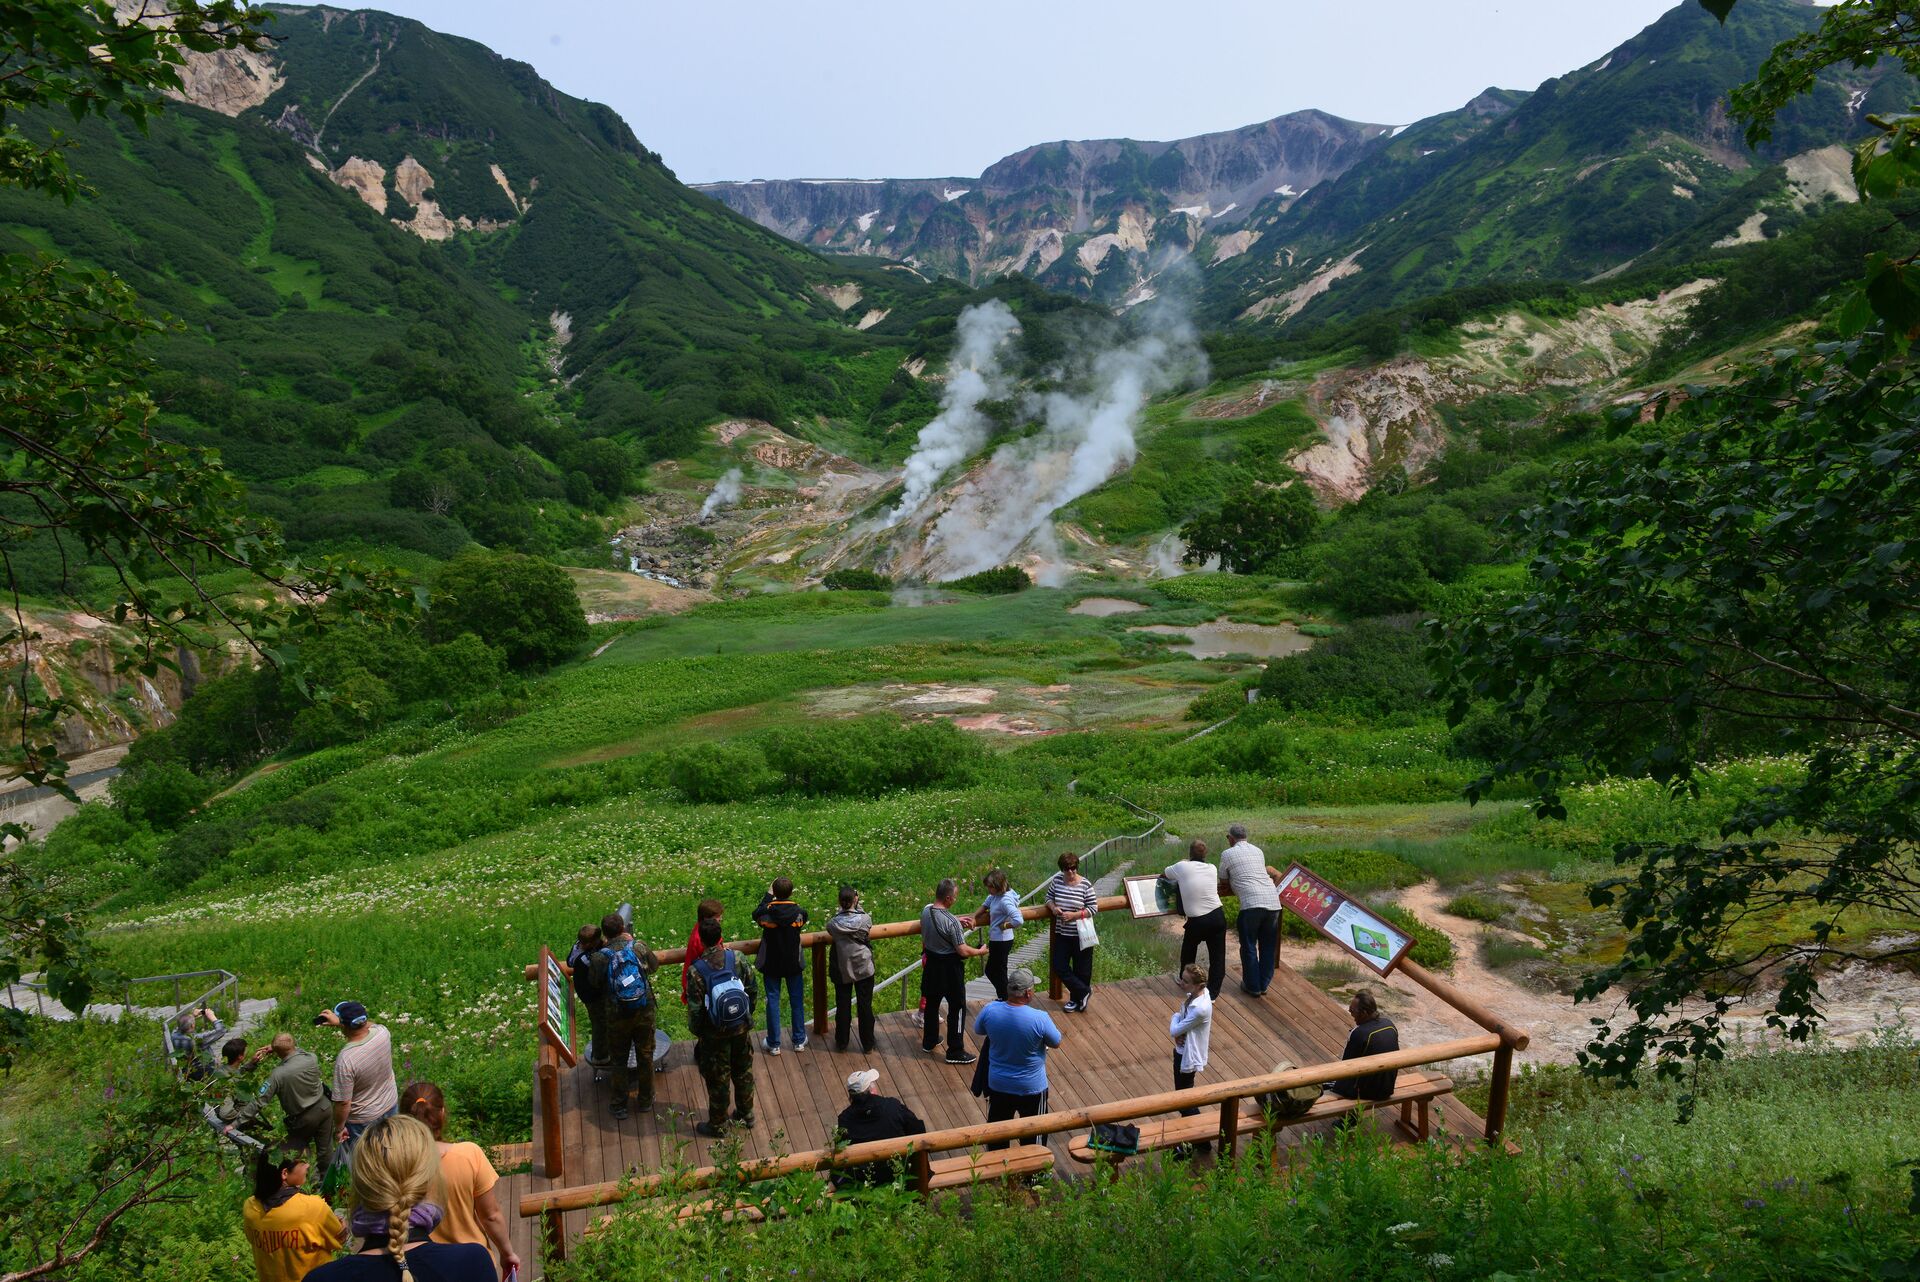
[
  {"x1": 831, "y1": 1068, "x2": 927, "y2": 1189},
  {"x1": 971, "y1": 968, "x2": 1061, "y2": 1150},
  {"x1": 920, "y1": 878, "x2": 985, "y2": 1065},
  {"x1": 1325, "y1": 990, "x2": 1400, "y2": 1101},
  {"x1": 687, "y1": 917, "x2": 759, "y2": 1138}
]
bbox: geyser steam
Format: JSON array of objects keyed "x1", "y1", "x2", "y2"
[
  {"x1": 885, "y1": 299, "x2": 1021, "y2": 525},
  {"x1": 699, "y1": 467, "x2": 743, "y2": 520}
]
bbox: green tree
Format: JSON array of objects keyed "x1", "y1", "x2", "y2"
[
  {"x1": 1437, "y1": 0, "x2": 1920, "y2": 1101},
  {"x1": 1180, "y1": 480, "x2": 1319, "y2": 574},
  {"x1": 429, "y1": 549, "x2": 588, "y2": 669}
]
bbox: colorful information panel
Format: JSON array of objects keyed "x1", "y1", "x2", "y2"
[
  {"x1": 1276, "y1": 862, "x2": 1415, "y2": 975},
  {"x1": 538, "y1": 945, "x2": 577, "y2": 1066}
]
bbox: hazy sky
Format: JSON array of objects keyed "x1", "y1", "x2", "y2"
[{"x1": 348, "y1": 0, "x2": 1686, "y2": 183}]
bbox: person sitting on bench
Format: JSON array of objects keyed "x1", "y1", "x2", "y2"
[
  {"x1": 831, "y1": 1068, "x2": 926, "y2": 1189},
  {"x1": 1325, "y1": 990, "x2": 1398, "y2": 1101}
]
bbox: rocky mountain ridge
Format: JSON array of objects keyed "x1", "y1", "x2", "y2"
[{"x1": 698, "y1": 109, "x2": 1389, "y2": 303}]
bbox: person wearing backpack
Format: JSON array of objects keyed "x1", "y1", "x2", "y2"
[
  {"x1": 586, "y1": 910, "x2": 659, "y2": 1122},
  {"x1": 686, "y1": 917, "x2": 759, "y2": 1138}
]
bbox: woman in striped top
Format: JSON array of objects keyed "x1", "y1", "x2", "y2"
[{"x1": 1046, "y1": 852, "x2": 1100, "y2": 1013}]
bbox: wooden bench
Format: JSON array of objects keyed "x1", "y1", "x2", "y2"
[
  {"x1": 922, "y1": 1144, "x2": 1055, "y2": 1193},
  {"x1": 1067, "y1": 1071, "x2": 1454, "y2": 1164}
]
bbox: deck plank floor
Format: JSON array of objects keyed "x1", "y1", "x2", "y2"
[{"x1": 502, "y1": 951, "x2": 1504, "y2": 1273}]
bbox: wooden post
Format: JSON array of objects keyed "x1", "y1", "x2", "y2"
[
  {"x1": 1218, "y1": 1097, "x2": 1238, "y2": 1160},
  {"x1": 543, "y1": 1206, "x2": 566, "y2": 1263},
  {"x1": 1486, "y1": 1044, "x2": 1514, "y2": 1146},
  {"x1": 913, "y1": 1145, "x2": 933, "y2": 1199},
  {"x1": 812, "y1": 939, "x2": 829, "y2": 1038},
  {"x1": 538, "y1": 1043, "x2": 563, "y2": 1180}
]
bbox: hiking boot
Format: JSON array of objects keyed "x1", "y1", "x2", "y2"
[{"x1": 695, "y1": 1121, "x2": 725, "y2": 1139}]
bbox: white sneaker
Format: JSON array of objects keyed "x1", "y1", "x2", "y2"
[
  {"x1": 761, "y1": 1038, "x2": 781, "y2": 1056},
  {"x1": 792, "y1": 1040, "x2": 807, "y2": 1053}
]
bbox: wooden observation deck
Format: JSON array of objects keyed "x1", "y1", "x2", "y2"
[{"x1": 502, "y1": 944, "x2": 1519, "y2": 1273}]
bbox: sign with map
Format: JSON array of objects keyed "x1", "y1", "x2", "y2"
[
  {"x1": 1276, "y1": 863, "x2": 1414, "y2": 976},
  {"x1": 538, "y1": 945, "x2": 577, "y2": 1066}
]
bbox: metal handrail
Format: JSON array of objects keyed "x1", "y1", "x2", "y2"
[{"x1": 870, "y1": 796, "x2": 1166, "y2": 1006}]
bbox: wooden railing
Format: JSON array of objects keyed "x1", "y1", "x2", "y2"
[{"x1": 518, "y1": 1032, "x2": 1512, "y2": 1258}]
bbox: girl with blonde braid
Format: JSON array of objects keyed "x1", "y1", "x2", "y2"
[{"x1": 305, "y1": 1115, "x2": 495, "y2": 1282}]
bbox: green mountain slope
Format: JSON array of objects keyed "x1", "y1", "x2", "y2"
[{"x1": 1209, "y1": 0, "x2": 1906, "y2": 327}]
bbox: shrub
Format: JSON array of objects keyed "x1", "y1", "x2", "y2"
[
  {"x1": 760, "y1": 719, "x2": 984, "y2": 796},
  {"x1": 1444, "y1": 891, "x2": 1508, "y2": 923},
  {"x1": 1379, "y1": 903, "x2": 1453, "y2": 969},
  {"x1": 1256, "y1": 617, "x2": 1436, "y2": 720},
  {"x1": 1301, "y1": 847, "x2": 1426, "y2": 893},
  {"x1": 664, "y1": 741, "x2": 775, "y2": 804},
  {"x1": 822, "y1": 568, "x2": 891, "y2": 591},
  {"x1": 944, "y1": 565, "x2": 1031, "y2": 594},
  {"x1": 429, "y1": 549, "x2": 589, "y2": 669},
  {"x1": 1479, "y1": 931, "x2": 1548, "y2": 969},
  {"x1": 1186, "y1": 678, "x2": 1253, "y2": 723},
  {"x1": 108, "y1": 760, "x2": 210, "y2": 830}
]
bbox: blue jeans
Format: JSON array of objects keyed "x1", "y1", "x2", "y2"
[
  {"x1": 1237, "y1": 908, "x2": 1280, "y2": 994},
  {"x1": 340, "y1": 1104, "x2": 399, "y2": 1161},
  {"x1": 764, "y1": 972, "x2": 806, "y2": 1047}
]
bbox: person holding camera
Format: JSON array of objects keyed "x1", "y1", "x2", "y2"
[
  {"x1": 316, "y1": 1000, "x2": 396, "y2": 1153},
  {"x1": 168, "y1": 1006, "x2": 227, "y2": 1080}
]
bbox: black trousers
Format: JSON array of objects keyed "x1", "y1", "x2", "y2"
[
  {"x1": 834, "y1": 975, "x2": 875, "y2": 1052},
  {"x1": 1174, "y1": 1051, "x2": 1200, "y2": 1117},
  {"x1": 1050, "y1": 932, "x2": 1093, "y2": 1004},
  {"x1": 985, "y1": 938, "x2": 1013, "y2": 1000},
  {"x1": 985, "y1": 1087, "x2": 1047, "y2": 1150},
  {"x1": 1182, "y1": 907, "x2": 1228, "y2": 999},
  {"x1": 921, "y1": 953, "x2": 966, "y2": 1056}
]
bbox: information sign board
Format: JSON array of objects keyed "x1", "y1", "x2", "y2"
[
  {"x1": 538, "y1": 945, "x2": 577, "y2": 1066},
  {"x1": 1276, "y1": 862, "x2": 1415, "y2": 976},
  {"x1": 1124, "y1": 873, "x2": 1175, "y2": 919}
]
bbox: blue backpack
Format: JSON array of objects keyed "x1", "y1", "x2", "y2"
[
  {"x1": 602, "y1": 943, "x2": 653, "y2": 1013},
  {"x1": 694, "y1": 951, "x2": 751, "y2": 1033}
]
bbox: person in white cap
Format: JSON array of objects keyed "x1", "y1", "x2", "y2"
[{"x1": 831, "y1": 1068, "x2": 926, "y2": 1189}]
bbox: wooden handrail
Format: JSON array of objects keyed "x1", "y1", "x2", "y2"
[
  {"x1": 1398, "y1": 959, "x2": 1530, "y2": 1050},
  {"x1": 518, "y1": 1032, "x2": 1502, "y2": 1217}
]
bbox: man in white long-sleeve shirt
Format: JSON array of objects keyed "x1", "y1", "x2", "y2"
[
  {"x1": 1219, "y1": 823, "x2": 1281, "y2": 997},
  {"x1": 1168, "y1": 964, "x2": 1214, "y2": 1151}
]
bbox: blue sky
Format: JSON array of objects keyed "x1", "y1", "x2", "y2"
[{"x1": 353, "y1": 0, "x2": 1685, "y2": 183}]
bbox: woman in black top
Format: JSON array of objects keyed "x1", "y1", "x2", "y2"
[{"x1": 306, "y1": 1115, "x2": 494, "y2": 1282}]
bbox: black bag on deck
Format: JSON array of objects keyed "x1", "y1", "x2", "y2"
[{"x1": 1089, "y1": 1122, "x2": 1140, "y2": 1155}]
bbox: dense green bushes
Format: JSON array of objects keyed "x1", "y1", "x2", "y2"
[
  {"x1": 663, "y1": 719, "x2": 985, "y2": 803},
  {"x1": 944, "y1": 565, "x2": 1032, "y2": 594},
  {"x1": 1256, "y1": 618, "x2": 1435, "y2": 720},
  {"x1": 821, "y1": 568, "x2": 891, "y2": 591},
  {"x1": 429, "y1": 550, "x2": 589, "y2": 669}
]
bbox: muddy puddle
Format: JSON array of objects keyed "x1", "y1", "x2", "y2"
[
  {"x1": 1069, "y1": 596, "x2": 1150, "y2": 617},
  {"x1": 1131, "y1": 619, "x2": 1313, "y2": 660}
]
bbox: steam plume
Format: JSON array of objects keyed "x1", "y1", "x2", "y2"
[
  {"x1": 885, "y1": 300, "x2": 1021, "y2": 525},
  {"x1": 926, "y1": 304, "x2": 1205, "y2": 580},
  {"x1": 699, "y1": 467, "x2": 743, "y2": 520}
]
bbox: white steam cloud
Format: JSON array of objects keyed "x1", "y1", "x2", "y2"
[
  {"x1": 926, "y1": 307, "x2": 1206, "y2": 580},
  {"x1": 1148, "y1": 532, "x2": 1219, "y2": 578},
  {"x1": 699, "y1": 467, "x2": 743, "y2": 520},
  {"x1": 885, "y1": 299, "x2": 1022, "y2": 525}
]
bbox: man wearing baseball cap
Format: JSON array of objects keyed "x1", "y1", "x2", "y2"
[
  {"x1": 316, "y1": 999, "x2": 397, "y2": 1151},
  {"x1": 830, "y1": 1067, "x2": 926, "y2": 1189}
]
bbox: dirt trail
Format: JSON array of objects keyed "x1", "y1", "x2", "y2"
[{"x1": 1282, "y1": 881, "x2": 1920, "y2": 1076}]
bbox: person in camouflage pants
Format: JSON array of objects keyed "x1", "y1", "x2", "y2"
[{"x1": 686, "y1": 918, "x2": 758, "y2": 1137}]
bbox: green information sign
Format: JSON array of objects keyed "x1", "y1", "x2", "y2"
[{"x1": 539, "y1": 946, "x2": 576, "y2": 1065}]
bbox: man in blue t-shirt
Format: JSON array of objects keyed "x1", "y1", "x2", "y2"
[{"x1": 971, "y1": 967, "x2": 1062, "y2": 1150}]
